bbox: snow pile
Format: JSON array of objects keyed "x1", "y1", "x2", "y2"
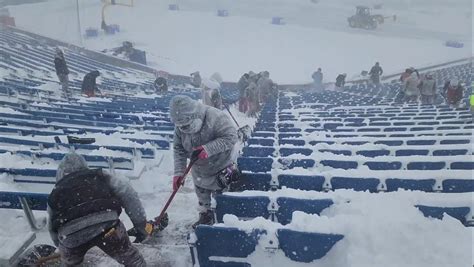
[{"x1": 220, "y1": 190, "x2": 472, "y2": 267}]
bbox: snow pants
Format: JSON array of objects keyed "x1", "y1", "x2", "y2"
[
  {"x1": 59, "y1": 221, "x2": 146, "y2": 267},
  {"x1": 195, "y1": 185, "x2": 222, "y2": 212},
  {"x1": 58, "y1": 74, "x2": 69, "y2": 97}
]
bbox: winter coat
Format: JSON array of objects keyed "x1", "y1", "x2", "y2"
[
  {"x1": 400, "y1": 72, "x2": 410, "y2": 82},
  {"x1": 54, "y1": 56, "x2": 69, "y2": 76},
  {"x1": 81, "y1": 71, "x2": 100, "y2": 95},
  {"x1": 48, "y1": 157, "x2": 146, "y2": 248},
  {"x1": 369, "y1": 65, "x2": 383, "y2": 77},
  {"x1": 237, "y1": 75, "x2": 249, "y2": 97},
  {"x1": 257, "y1": 77, "x2": 274, "y2": 102},
  {"x1": 446, "y1": 84, "x2": 464, "y2": 104},
  {"x1": 154, "y1": 77, "x2": 168, "y2": 92},
  {"x1": 419, "y1": 78, "x2": 436, "y2": 96},
  {"x1": 203, "y1": 87, "x2": 222, "y2": 109},
  {"x1": 312, "y1": 71, "x2": 323, "y2": 85},
  {"x1": 404, "y1": 73, "x2": 420, "y2": 96},
  {"x1": 173, "y1": 104, "x2": 237, "y2": 190},
  {"x1": 191, "y1": 72, "x2": 202, "y2": 88},
  {"x1": 335, "y1": 75, "x2": 345, "y2": 88}
]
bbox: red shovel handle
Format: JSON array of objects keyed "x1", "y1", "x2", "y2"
[{"x1": 154, "y1": 158, "x2": 197, "y2": 224}]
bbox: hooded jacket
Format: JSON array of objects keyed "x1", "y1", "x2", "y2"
[
  {"x1": 48, "y1": 153, "x2": 146, "y2": 248},
  {"x1": 420, "y1": 77, "x2": 436, "y2": 96},
  {"x1": 171, "y1": 96, "x2": 238, "y2": 190},
  {"x1": 404, "y1": 72, "x2": 420, "y2": 96},
  {"x1": 81, "y1": 71, "x2": 100, "y2": 95}
]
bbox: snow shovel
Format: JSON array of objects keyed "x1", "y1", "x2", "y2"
[
  {"x1": 223, "y1": 103, "x2": 251, "y2": 142},
  {"x1": 128, "y1": 158, "x2": 198, "y2": 240}
]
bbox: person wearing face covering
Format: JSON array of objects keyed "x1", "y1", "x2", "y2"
[{"x1": 169, "y1": 95, "x2": 238, "y2": 228}]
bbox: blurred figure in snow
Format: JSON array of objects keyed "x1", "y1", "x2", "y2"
[
  {"x1": 257, "y1": 71, "x2": 274, "y2": 103},
  {"x1": 54, "y1": 48, "x2": 70, "y2": 98},
  {"x1": 335, "y1": 73, "x2": 347, "y2": 90},
  {"x1": 419, "y1": 72, "x2": 437, "y2": 105},
  {"x1": 403, "y1": 71, "x2": 420, "y2": 103},
  {"x1": 368, "y1": 62, "x2": 383, "y2": 85},
  {"x1": 190, "y1": 71, "x2": 202, "y2": 88},
  {"x1": 311, "y1": 68, "x2": 323, "y2": 90},
  {"x1": 202, "y1": 78, "x2": 223, "y2": 109},
  {"x1": 154, "y1": 76, "x2": 168, "y2": 93},
  {"x1": 444, "y1": 78, "x2": 464, "y2": 107},
  {"x1": 81, "y1": 70, "x2": 101, "y2": 97},
  {"x1": 237, "y1": 73, "x2": 250, "y2": 113},
  {"x1": 245, "y1": 73, "x2": 260, "y2": 117}
]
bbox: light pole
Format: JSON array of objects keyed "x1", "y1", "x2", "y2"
[{"x1": 76, "y1": 0, "x2": 83, "y2": 46}]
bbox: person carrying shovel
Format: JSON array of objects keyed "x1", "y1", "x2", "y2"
[{"x1": 170, "y1": 95, "x2": 239, "y2": 228}]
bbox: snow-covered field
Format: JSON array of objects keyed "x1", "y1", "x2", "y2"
[{"x1": 7, "y1": 0, "x2": 472, "y2": 83}]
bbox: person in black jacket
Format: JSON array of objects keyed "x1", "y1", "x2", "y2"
[
  {"x1": 335, "y1": 73, "x2": 347, "y2": 89},
  {"x1": 369, "y1": 62, "x2": 383, "y2": 85},
  {"x1": 154, "y1": 76, "x2": 168, "y2": 93},
  {"x1": 48, "y1": 153, "x2": 148, "y2": 266},
  {"x1": 54, "y1": 48, "x2": 70, "y2": 97},
  {"x1": 81, "y1": 70, "x2": 101, "y2": 97}
]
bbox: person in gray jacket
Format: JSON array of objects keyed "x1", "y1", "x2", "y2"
[
  {"x1": 48, "y1": 153, "x2": 147, "y2": 267},
  {"x1": 403, "y1": 72, "x2": 420, "y2": 103},
  {"x1": 419, "y1": 73, "x2": 437, "y2": 105},
  {"x1": 170, "y1": 95, "x2": 238, "y2": 228}
]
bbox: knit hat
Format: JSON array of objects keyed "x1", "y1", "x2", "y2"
[
  {"x1": 56, "y1": 153, "x2": 88, "y2": 182},
  {"x1": 169, "y1": 95, "x2": 199, "y2": 126}
]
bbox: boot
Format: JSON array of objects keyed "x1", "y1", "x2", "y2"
[{"x1": 192, "y1": 210, "x2": 214, "y2": 229}]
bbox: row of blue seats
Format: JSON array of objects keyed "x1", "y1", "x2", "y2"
[
  {"x1": 243, "y1": 146, "x2": 472, "y2": 158},
  {"x1": 0, "y1": 136, "x2": 158, "y2": 158},
  {"x1": 257, "y1": 124, "x2": 473, "y2": 133},
  {"x1": 0, "y1": 150, "x2": 134, "y2": 170},
  {"x1": 238, "y1": 156, "x2": 474, "y2": 172},
  {"x1": 247, "y1": 136, "x2": 472, "y2": 147},
  {"x1": 234, "y1": 172, "x2": 474, "y2": 193},
  {"x1": 213, "y1": 194, "x2": 472, "y2": 226}
]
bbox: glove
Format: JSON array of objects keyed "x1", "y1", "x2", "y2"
[
  {"x1": 133, "y1": 226, "x2": 150, "y2": 243},
  {"x1": 173, "y1": 175, "x2": 183, "y2": 191},
  {"x1": 191, "y1": 146, "x2": 208, "y2": 161}
]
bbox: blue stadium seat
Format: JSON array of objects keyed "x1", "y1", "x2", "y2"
[
  {"x1": 415, "y1": 205, "x2": 470, "y2": 225},
  {"x1": 192, "y1": 226, "x2": 265, "y2": 267},
  {"x1": 320, "y1": 160, "x2": 358, "y2": 170},
  {"x1": 279, "y1": 148, "x2": 312, "y2": 157},
  {"x1": 364, "y1": 161, "x2": 402, "y2": 170},
  {"x1": 214, "y1": 195, "x2": 270, "y2": 223},
  {"x1": 385, "y1": 178, "x2": 436, "y2": 192},
  {"x1": 440, "y1": 139, "x2": 470, "y2": 145},
  {"x1": 279, "y1": 139, "x2": 305, "y2": 146},
  {"x1": 0, "y1": 191, "x2": 49, "y2": 210},
  {"x1": 356, "y1": 150, "x2": 390, "y2": 157},
  {"x1": 278, "y1": 175, "x2": 325, "y2": 191},
  {"x1": 319, "y1": 149, "x2": 352, "y2": 156},
  {"x1": 237, "y1": 157, "x2": 273, "y2": 173},
  {"x1": 252, "y1": 132, "x2": 275, "y2": 138},
  {"x1": 406, "y1": 162, "x2": 446, "y2": 170},
  {"x1": 276, "y1": 198, "x2": 333, "y2": 225},
  {"x1": 450, "y1": 162, "x2": 474, "y2": 170},
  {"x1": 406, "y1": 140, "x2": 436, "y2": 146},
  {"x1": 395, "y1": 150, "x2": 429, "y2": 156},
  {"x1": 248, "y1": 138, "x2": 274, "y2": 146},
  {"x1": 375, "y1": 140, "x2": 403, "y2": 146},
  {"x1": 330, "y1": 177, "x2": 380, "y2": 192},
  {"x1": 242, "y1": 147, "x2": 275, "y2": 157},
  {"x1": 433, "y1": 149, "x2": 468, "y2": 156},
  {"x1": 277, "y1": 229, "x2": 343, "y2": 263},
  {"x1": 278, "y1": 159, "x2": 315, "y2": 169},
  {"x1": 232, "y1": 173, "x2": 272, "y2": 191}
]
